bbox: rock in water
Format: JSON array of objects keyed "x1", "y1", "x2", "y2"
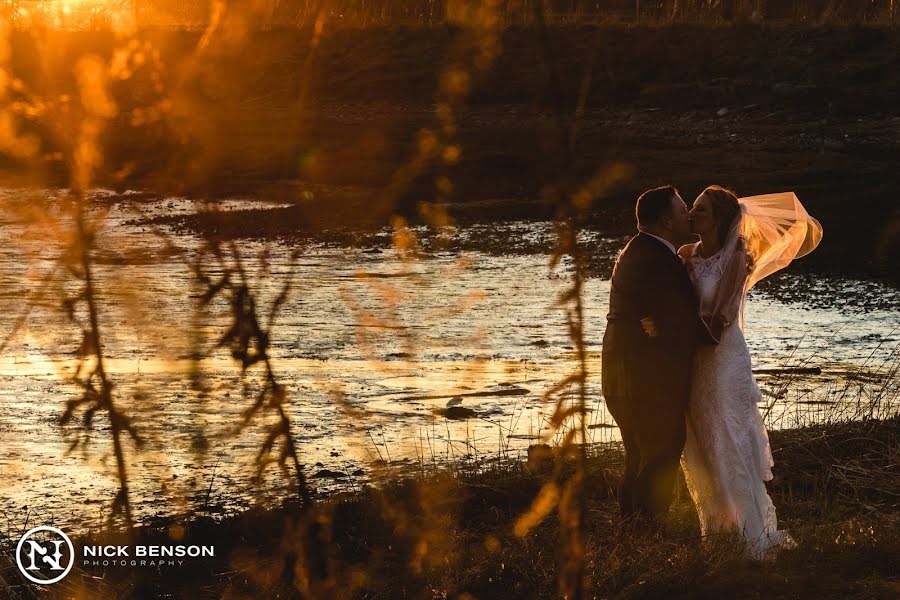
[
  {"x1": 446, "y1": 396, "x2": 464, "y2": 407},
  {"x1": 439, "y1": 406, "x2": 477, "y2": 420}
]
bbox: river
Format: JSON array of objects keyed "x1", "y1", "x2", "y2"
[{"x1": 0, "y1": 191, "x2": 897, "y2": 535}]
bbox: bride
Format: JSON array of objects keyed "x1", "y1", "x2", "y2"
[{"x1": 677, "y1": 185, "x2": 822, "y2": 559}]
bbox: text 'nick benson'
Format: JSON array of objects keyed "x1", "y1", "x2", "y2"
[{"x1": 83, "y1": 545, "x2": 215, "y2": 558}]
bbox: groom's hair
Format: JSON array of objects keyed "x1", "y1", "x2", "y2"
[{"x1": 636, "y1": 185, "x2": 678, "y2": 227}]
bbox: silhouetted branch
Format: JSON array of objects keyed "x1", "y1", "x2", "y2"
[{"x1": 193, "y1": 239, "x2": 311, "y2": 505}]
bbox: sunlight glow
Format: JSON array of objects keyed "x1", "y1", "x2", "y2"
[{"x1": 10, "y1": 0, "x2": 137, "y2": 31}]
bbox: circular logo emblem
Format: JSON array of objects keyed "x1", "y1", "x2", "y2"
[{"x1": 15, "y1": 526, "x2": 75, "y2": 585}]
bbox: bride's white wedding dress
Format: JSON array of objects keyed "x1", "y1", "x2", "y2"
[
  {"x1": 676, "y1": 192, "x2": 821, "y2": 558},
  {"x1": 681, "y1": 241, "x2": 794, "y2": 560}
]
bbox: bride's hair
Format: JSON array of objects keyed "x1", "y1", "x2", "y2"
[
  {"x1": 703, "y1": 185, "x2": 754, "y2": 272},
  {"x1": 702, "y1": 185, "x2": 741, "y2": 246}
]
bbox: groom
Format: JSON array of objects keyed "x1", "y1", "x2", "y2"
[{"x1": 601, "y1": 186, "x2": 713, "y2": 521}]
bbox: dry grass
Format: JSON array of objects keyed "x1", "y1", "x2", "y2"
[{"x1": 1, "y1": 416, "x2": 896, "y2": 599}]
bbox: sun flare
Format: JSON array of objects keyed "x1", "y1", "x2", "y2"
[{"x1": 11, "y1": 0, "x2": 137, "y2": 31}]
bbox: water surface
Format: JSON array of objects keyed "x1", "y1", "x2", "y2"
[{"x1": 0, "y1": 191, "x2": 897, "y2": 534}]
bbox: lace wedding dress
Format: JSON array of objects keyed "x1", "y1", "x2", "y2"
[{"x1": 681, "y1": 241, "x2": 794, "y2": 560}]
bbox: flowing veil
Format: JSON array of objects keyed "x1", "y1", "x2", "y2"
[
  {"x1": 704, "y1": 192, "x2": 824, "y2": 329},
  {"x1": 740, "y1": 192, "x2": 824, "y2": 288}
]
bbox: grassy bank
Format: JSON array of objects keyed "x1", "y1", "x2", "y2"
[{"x1": 3, "y1": 416, "x2": 896, "y2": 599}]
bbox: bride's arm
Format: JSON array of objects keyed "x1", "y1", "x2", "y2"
[{"x1": 710, "y1": 243, "x2": 753, "y2": 328}]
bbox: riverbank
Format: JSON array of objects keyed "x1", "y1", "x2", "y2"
[
  {"x1": 3, "y1": 416, "x2": 897, "y2": 599},
  {"x1": 2, "y1": 25, "x2": 899, "y2": 282}
]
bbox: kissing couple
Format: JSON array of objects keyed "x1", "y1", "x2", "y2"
[{"x1": 601, "y1": 185, "x2": 822, "y2": 559}]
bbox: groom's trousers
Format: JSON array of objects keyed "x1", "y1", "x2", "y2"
[
  {"x1": 609, "y1": 393, "x2": 687, "y2": 519},
  {"x1": 603, "y1": 322, "x2": 693, "y2": 520}
]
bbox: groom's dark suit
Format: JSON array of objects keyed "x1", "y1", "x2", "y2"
[{"x1": 602, "y1": 232, "x2": 711, "y2": 519}]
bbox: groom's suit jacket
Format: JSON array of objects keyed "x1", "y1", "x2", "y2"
[{"x1": 601, "y1": 232, "x2": 710, "y2": 452}]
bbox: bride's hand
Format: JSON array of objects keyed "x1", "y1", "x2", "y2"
[{"x1": 703, "y1": 314, "x2": 730, "y2": 340}]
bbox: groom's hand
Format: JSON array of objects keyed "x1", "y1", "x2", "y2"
[{"x1": 640, "y1": 316, "x2": 658, "y2": 338}]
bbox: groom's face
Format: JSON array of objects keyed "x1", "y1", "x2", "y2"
[{"x1": 666, "y1": 194, "x2": 692, "y2": 240}]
